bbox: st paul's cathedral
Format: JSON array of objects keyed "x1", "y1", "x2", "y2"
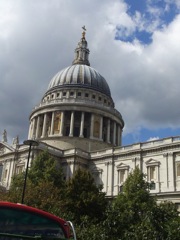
[{"x1": 0, "y1": 29, "x2": 180, "y2": 208}]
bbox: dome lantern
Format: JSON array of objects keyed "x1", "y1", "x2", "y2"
[{"x1": 72, "y1": 26, "x2": 90, "y2": 66}]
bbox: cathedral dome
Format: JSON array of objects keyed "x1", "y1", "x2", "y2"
[
  {"x1": 29, "y1": 27, "x2": 124, "y2": 152},
  {"x1": 47, "y1": 64, "x2": 111, "y2": 97}
]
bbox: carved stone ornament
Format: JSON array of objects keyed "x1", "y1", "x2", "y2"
[{"x1": 0, "y1": 146, "x2": 5, "y2": 155}]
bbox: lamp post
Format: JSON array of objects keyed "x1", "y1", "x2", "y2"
[{"x1": 21, "y1": 139, "x2": 39, "y2": 204}]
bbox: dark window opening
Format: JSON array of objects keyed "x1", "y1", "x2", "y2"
[
  {"x1": 74, "y1": 127, "x2": 80, "y2": 137},
  {"x1": 119, "y1": 185, "x2": 123, "y2": 193},
  {"x1": 65, "y1": 127, "x2": 70, "y2": 136},
  {"x1": 83, "y1": 128, "x2": 88, "y2": 138},
  {"x1": 150, "y1": 181, "x2": 156, "y2": 190}
]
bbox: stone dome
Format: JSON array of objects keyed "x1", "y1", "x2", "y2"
[
  {"x1": 47, "y1": 64, "x2": 111, "y2": 97},
  {"x1": 28, "y1": 28, "x2": 124, "y2": 152}
]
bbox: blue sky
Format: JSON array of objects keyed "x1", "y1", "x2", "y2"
[
  {"x1": 117, "y1": 0, "x2": 179, "y2": 45},
  {"x1": 0, "y1": 0, "x2": 180, "y2": 146},
  {"x1": 115, "y1": 0, "x2": 180, "y2": 145}
]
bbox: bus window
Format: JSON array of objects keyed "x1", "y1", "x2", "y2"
[{"x1": 0, "y1": 202, "x2": 75, "y2": 239}]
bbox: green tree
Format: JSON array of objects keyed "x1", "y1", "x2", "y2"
[
  {"x1": 6, "y1": 173, "x2": 25, "y2": 203},
  {"x1": 104, "y1": 167, "x2": 180, "y2": 240},
  {"x1": 0, "y1": 185, "x2": 8, "y2": 201},
  {"x1": 62, "y1": 168, "x2": 108, "y2": 224},
  {"x1": 7, "y1": 150, "x2": 65, "y2": 215},
  {"x1": 28, "y1": 150, "x2": 64, "y2": 189}
]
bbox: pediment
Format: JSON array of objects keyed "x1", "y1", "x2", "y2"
[
  {"x1": 0, "y1": 142, "x2": 14, "y2": 156},
  {"x1": 116, "y1": 162, "x2": 129, "y2": 170},
  {"x1": 146, "y1": 158, "x2": 160, "y2": 166}
]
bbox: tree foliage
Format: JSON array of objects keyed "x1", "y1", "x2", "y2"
[
  {"x1": 28, "y1": 150, "x2": 65, "y2": 189},
  {"x1": 62, "y1": 168, "x2": 108, "y2": 224},
  {"x1": 6, "y1": 150, "x2": 65, "y2": 215},
  {"x1": 0, "y1": 185, "x2": 8, "y2": 201},
  {"x1": 104, "y1": 167, "x2": 180, "y2": 240},
  {"x1": 3, "y1": 156, "x2": 180, "y2": 240}
]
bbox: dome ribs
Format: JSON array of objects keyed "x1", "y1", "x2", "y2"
[{"x1": 46, "y1": 65, "x2": 111, "y2": 97}]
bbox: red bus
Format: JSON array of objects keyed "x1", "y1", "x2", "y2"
[{"x1": 0, "y1": 201, "x2": 77, "y2": 240}]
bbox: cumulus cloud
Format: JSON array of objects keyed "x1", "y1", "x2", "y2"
[
  {"x1": 147, "y1": 137, "x2": 160, "y2": 142},
  {"x1": 0, "y1": 0, "x2": 180, "y2": 144}
]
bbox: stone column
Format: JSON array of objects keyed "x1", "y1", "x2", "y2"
[
  {"x1": 59, "y1": 111, "x2": 64, "y2": 136},
  {"x1": 32, "y1": 118, "x2": 36, "y2": 139},
  {"x1": 59, "y1": 91, "x2": 63, "y2": 99},
  {"x1": 117, "y1": 125, "x2": 121, "y2": 146},
  {"x1": 35, "y1": 116, "x2": 40, "y2": 138},
  {"x1": 67, "y1": 91, "x2": 70, "y2": 98},
  {"x1": 99, "y1": 116, "x2": 103, "y2": 140},
  {"x1": 107, "y1": 119, "x2": 110, "y2": 143},
  {"x1": 79, "y1": 112, "x2": 84, "y2": 137},
  {"x1": 161, "y1": 153, "x2": 168, "y2": 191},
  {"x1": 50, "y1": 112, "x2": 55, "y2": 135},
  {"x1": 69, "y1": 111, "x2": 74, "y2": 137},
  {"x1": 28, "y1": 120, "x2": 32, "y2": 139},
  {"x1": 90, "y1": 113, "x2": 94, "y2": 139},
  {"x1": 42, "y1": 113, "x2": 47, "y2": 137},
  {"x1": 113, "y1": 121, "x2": 116, "y2": 145},
  {"x1": 168, "y1": 152, "x2": 175, "y2": 191},
  {"x1": 119, "y1": 128, "x2": 122, "y2": 146},
  {"x1": 105, "y1": 161, "x2": 113, "y2": 196}
]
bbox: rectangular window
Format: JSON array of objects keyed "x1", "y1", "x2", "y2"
[
  {"x1": 148, "y1": 166, "x2": 156, "y2": 182},
  {"x1": 4, "y1": 169, "x2": 8, "y2": 179},
  {"x1": 120, "y1": 169, "x2": 125, "y2": 183},
  {"x1": 177, "y1": 163, "x2": 180, "y2": 177},
  {"x1": 150, "y1": 166, "x2": 156, "y2": 180},
  {"x1": 119, "y1": 169, "x2": 125, "y2": 184},
  {"x1": 16, "y1": 166, "x2": 23, "y2": 174},
  {"x1": 150, "y1": 181, "x2": 156, "y2": 190}
]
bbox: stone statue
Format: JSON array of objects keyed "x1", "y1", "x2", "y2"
[
  {"x1": 2, "y1": 129, "x2": 7, "y2": 142},
  {"x1": 82, "y1": 25, "x2": 86, "y2": 39},
  {"x1": 12, "y1": 136, "x2": 19, "y2": 145}
]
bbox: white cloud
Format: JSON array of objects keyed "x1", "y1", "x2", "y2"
[
  {"x1": 0, "y1": 0, "x2": 180, "y2": 144},
  {"x1": 147, "y1": 137, "x2": 160, "y2": 142}
]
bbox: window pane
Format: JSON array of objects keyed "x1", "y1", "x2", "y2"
[
  {"x1": 177, "y1": 164, "x2": 180, "y2": 177},
  {"x1": 150, "y1": 166, "x2": 156, "y2": 180},
  {"x1": 0, "y1": 207, "x2": 65, "y2": 238}
]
